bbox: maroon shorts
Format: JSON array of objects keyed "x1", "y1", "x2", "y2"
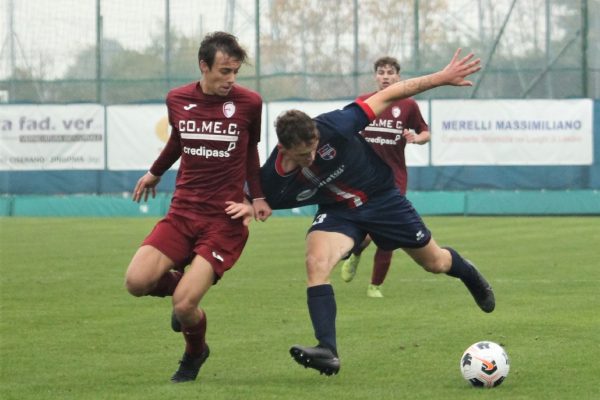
[{"x1": 142, "y1": 212, "x2": 249, "y2": 279}]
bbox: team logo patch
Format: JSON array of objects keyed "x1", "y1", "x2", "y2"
[
  {"x1": 317, "y1": 144, "x2": 336, "y2": 160},
  {"x1": 223, "y1": 101, "x2": 236, "y2": 118},
  {"x1": 392, "y1": 106, "x2": 401, "y2": 118}
]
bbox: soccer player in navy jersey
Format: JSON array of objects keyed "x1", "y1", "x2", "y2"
[
  {"x1": 124, "y1": 32, "x2": 271, "y2": 383},
  {"x1": 259, "y1": 49, "x2": 494, "y2": 376},
  {"x1": 341, "y1": 56, "x2": 431, "y2": 298}
]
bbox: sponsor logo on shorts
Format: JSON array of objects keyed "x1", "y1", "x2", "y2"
[
  {"x1": 212, "y1": 251, "x2": 224, "y2": 262},
  {"x1": 416, "y1": 230, "x2": 425, "y2": 241}
]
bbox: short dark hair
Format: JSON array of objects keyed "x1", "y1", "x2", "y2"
[
  {"x1": 374, "y1": 56, "x2": 401, "y2": 74},
  {"x1": 275, "y1": 110, "x2": 319, "y2": 149},
  {"x1": 198, "y1": 31, "x2": 248, "y2": 69}
]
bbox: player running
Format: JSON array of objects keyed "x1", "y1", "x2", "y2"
[{"x1": 124, "y1": 32, "x2": 271, "y2": 383}]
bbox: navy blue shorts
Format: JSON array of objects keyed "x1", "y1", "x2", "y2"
[{"x1": 307, "y1": 189, "x2": 431, "y2": 253}]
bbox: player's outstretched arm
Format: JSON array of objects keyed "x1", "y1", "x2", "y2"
[{"x1": 365, "y1": 48, "x2": 480, "y2": 116}]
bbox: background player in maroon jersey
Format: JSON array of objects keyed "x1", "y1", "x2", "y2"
[
  {"x1": 124, "y1": 32, "x2": 271, "y2": 383},
  {"x1": 341, "y1": 56, "x2": 431, "y2": 298}
]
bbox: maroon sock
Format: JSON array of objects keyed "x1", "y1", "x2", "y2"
[
  {"x1": 371, "y1": 248, "x2": 393, "y2": 285},
  {"x1": 148, "y1": 270, "x2": 182, "y2": 297},
  {"x1": 182, "y1": 312, "x2": 207, "y2": 356}
]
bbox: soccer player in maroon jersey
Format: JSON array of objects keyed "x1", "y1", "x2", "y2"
[
  {"x1": 341, "y1": 56, "x2": 431, "y2": 298},
  {"x1": 124, "y1": 32, "x2": 271, "y2": 383}
]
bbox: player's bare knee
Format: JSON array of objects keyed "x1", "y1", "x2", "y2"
[
  {"x1": 125, "y1": 277, "x2": 148, "y2": 297},
  {"x1": 172, "y1": 298, "x2": 196, "y2": 319},
  {"x1": 124, "y1": 271, "x2": 153, "y2": 296}
]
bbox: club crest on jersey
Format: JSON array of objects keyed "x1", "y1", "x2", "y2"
[
  {"x1": 392, "y1": 106, "x2": 401, "y2": 118},
  {"x1": 223, "y1": 101, "x2": 236, "y2": 118},
  {"x1": 317, "y1": 144, "x2": 336, "y2": 160}
]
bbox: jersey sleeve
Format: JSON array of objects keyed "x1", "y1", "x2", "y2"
[
  {"x1": 260, "y1": 148, "x2": 313, "y2": 210},
  {"x1": 248, "y1": 97, "x2": 263, "y2": 144},
  {"x1": 355, "y1": 98, "x2": 377, "y2": 120},
  {"x1": 408, "y1": 100, "x2": 429, "y2": 134},
  {"x1": 245, "y1": 144, "x2": 264, "y2": 199},
  {"x1": 149, "y1": 94, "x2": 182, "y2": 176},
  {"x1": 149, "y1": 125, "x2": 181, "y2": 176},
  {"x1": 244, "y1": 95, "x2": 265, "y2": 198}
]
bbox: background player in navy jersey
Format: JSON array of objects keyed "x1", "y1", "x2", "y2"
[
  {"x1": 258, "y1": 49, "x2": 494, "y2": 376},
  {"x1": 341, "y1": 56, "x2": 430, "y2": 298},
  {"x1": 124, "y1": 32, "x2": 271, "y2": 383}
]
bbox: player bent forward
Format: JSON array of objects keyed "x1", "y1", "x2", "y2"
[{"x1": 255, "y1": 49, "x2": 494, "y2": 376}]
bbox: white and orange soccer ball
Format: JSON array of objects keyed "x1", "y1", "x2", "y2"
[{"x1": 460, "y1": 341, "x2": 510, "y2": 388}]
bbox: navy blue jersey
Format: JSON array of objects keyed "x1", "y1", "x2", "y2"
[{"x1": 261, "y1": 101, "x2": 395, "y2": 210}]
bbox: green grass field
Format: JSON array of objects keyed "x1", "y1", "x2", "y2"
[{"x1": 1, "y1": 216, "x2": 599, "y2": 399}]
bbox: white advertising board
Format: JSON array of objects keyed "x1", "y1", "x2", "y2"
[
  {"x1": 107, "y1": 104, "x2": 175, "y2": 170},
  {"x1": 405, "y1": 100, "x2": 430, "y2": 166},
  {"x1": 431, "y1": 99, "x2": 593, "y2": 166},
  {"x1": 0, "y1": 104, "x2": 104, "y2": 170}
]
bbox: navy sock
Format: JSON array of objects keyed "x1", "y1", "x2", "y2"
[
  {"x1": 307, "y1": 284, "x2": 337, "y2": 355},
  {"x1": 444, "y1": 247, "x2": 478, "y2": 287}
]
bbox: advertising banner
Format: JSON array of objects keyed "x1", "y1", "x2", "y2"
[
  {"x1": 431, "y1": 99, "x2": 593, "y2": 165},
  {"x1": 0, "y1": 104, "x2": 104, "y2": 170},
  {"x1": 406, "y1": 100, "x2": 430, "y2": 166},
  {"x1": 107, "y1": 104, "x2": 174, "y2": 170}
]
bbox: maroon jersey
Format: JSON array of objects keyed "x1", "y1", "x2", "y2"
[
  {"x1": 150, "y1": 82, "x2": 263, "y2": 217},
  {"x1": 357, "y1": 92, "x2": 428, "y2": 194}
]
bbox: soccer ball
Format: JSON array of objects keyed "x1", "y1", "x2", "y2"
[{"x1": 460, "y1": 341, "x2": 510, "y2": 388}]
